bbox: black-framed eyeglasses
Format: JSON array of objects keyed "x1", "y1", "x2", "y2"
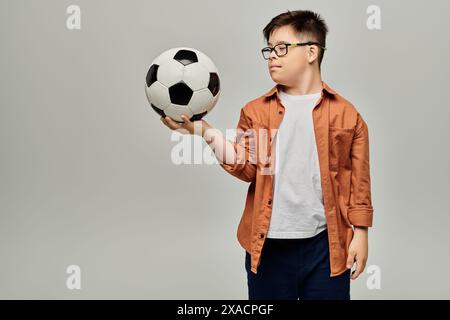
[{"x1": 261, "y1": 42, "x2": 327, "y2": 60}]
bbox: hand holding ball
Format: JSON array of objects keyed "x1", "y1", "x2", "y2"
[{"x1": 160, "y1": 114, "x2": 211, "y2": 137}]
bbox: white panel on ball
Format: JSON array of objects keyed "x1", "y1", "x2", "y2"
[
  {"x1": 182, "y1": 63, "x2": 210, "y2": 91},
  {"x1": 147, "y1": 82, "x2": 171, "y2": 110},
  {"x1": 164, "y1": 104, "x2": 193, "y2": 122},
  {"x1": 188, "y1": 88, "x2": 213, "y2": 115},
  {"x1": 157, "y1": 59, "x2": 185, "y2": 87}
]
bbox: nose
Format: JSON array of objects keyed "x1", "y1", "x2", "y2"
[{"x1": 269, "y1": 48, "x2": 278, "y2": 60}]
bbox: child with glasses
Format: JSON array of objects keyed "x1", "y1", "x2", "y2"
[{"x1": 161, "y1": 9, "x2": 373, "y2": 300}]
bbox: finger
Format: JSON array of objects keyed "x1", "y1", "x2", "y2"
[
  {"x1": 165, "y1": 116, "x2": 182, "y2": 129},
  {"x1": 160, "y1": 116, "x2": 169, "y2": 127},
  {"x1": 354, "y1": 257, "x2": 367, "y2": 279},
  {"x1": 350, "y1": 257, "x2": 364, "y2": 280},
  {"x1": 350, "y1": 264, "x2": 361, "y2": 280},
  {"x1": 346, "y1": 251, "x2": 356, "y2": 269},
  {"x1": 181, "y1": 114, "x2": 191, "y2": 124}
]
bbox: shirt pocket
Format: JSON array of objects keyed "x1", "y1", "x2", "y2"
[
  {"x1": 250, "y1": 120, "x2": 270, "y2": 168},
  {"x1": 329, "y1": 126, "x2": 355, "y2": 170}
]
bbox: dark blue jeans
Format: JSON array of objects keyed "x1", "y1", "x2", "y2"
[{"x1": 245, "y1": 228, "x2": 351, "y2": 300}]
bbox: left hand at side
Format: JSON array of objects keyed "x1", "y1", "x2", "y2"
[{"x1": 346, "y1": 227, "x2": 368, "y2": 280}]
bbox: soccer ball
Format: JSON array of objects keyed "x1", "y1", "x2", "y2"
[{"x1": 145, "y1": 47, "x2": 221, "y2": 124}]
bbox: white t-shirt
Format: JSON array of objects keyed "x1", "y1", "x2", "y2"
[{"x1": 267, "y1": 90, "x2": 327, "y2": 239}]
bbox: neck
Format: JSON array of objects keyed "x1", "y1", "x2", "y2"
[{"x1": 281, "y1": 68, "x2": 323, "y2": 95}]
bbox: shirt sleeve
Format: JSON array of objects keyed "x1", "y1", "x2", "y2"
[{"x1": 347, "y1": 112, "x2": 374, "y2": 227}]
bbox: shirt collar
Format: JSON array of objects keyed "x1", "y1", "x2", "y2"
[{"x1": 263, "y1": 81, "x2": 337, "y2": 98}]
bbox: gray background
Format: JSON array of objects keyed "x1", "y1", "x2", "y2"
[{"x1": 1, "y1": 0, "x2": 449, "y2": 299}]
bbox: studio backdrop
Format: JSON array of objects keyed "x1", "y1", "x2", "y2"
[{"x1": 1, "y1": 0, "x2": 449, "y2": 299}]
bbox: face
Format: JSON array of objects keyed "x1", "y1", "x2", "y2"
[{"x1": 266, "y1": 25, "x2": 319, "y2": 86}]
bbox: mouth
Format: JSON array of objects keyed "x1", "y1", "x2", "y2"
[{"x1": 269, "y1": 65, "x2": 282, "y2": 70}]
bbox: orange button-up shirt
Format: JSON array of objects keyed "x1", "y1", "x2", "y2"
[{"x1": 219, "y1": 81, "x2": 374, "y2": 277}]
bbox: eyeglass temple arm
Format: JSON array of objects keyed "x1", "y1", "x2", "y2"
[{"x1": 290, "y1": 42, "x2": 327, "y2": 50}]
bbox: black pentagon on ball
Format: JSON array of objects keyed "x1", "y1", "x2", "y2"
[
  {"x1": 190, "y1": 111, "x2": 208, "y2": 122},
  {"x1": 208, "y1": 72, "x2": 220, "y2": 96},
  {"x1": 151, "y1": 104, "x2": 166, "y2": 117},
  {"x1": 168, "y1": 82, "x2": 193, "y2": 105},
  {"x1": 146, "y1": 64, "x2": 159, "y2": 87},
  {"x1": 173, "y1": 49, "x2": 198, "y2": 66}
]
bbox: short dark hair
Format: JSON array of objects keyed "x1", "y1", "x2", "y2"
[{"x1": 263, "y1": 10, "x2": 329, "y2": 68}]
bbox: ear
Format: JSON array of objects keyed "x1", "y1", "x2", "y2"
[{"x1": 307, "y1": 45, "x2": 319, "y2": 64}]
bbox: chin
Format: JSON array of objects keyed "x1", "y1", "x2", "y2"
[
  {"x1": 270, "y1": 76, "x2": 286, "y2": 86},
  {"x1": 270, "y1": 74, "x2": 283, "y2": 82}
]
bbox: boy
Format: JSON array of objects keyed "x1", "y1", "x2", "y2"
[{"x1": 161, "y1": 10, "x2": 373, "y2": 300}]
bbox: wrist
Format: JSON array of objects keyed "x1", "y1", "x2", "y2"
[
  {"x1": 202, "y1": 123, "x2": 212, "y2": 139},
  {"x1": 354, "y1": 226, "x2": 368, "y2": 236}
]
